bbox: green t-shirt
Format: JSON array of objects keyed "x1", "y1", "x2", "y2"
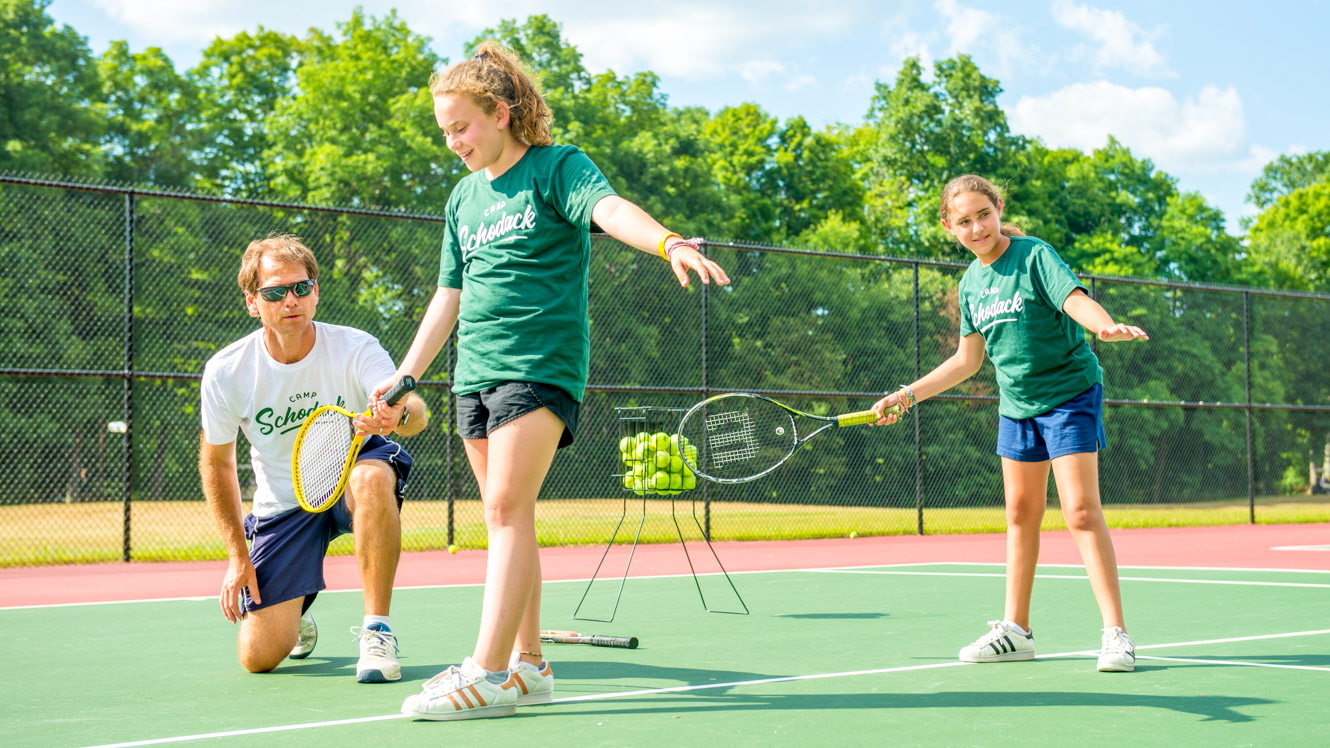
[
  {"x1": 439, "y1": 145, "x2": 617, "y2": 401},
  {"x1": 957, "y1": 236, "x2": 1102, "y2": 419}
]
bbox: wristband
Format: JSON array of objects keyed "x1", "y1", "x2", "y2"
[
  {"x1": 896, "y1": 385, "x2": 917, "y2": 411},
  {"x1": 666, "y1": 237, "x2": 701, "y2": 261},
  {"x1": 658, "y1": 232, "x2": 682, "y2": 261}
]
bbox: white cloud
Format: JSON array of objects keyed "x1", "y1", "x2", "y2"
[
  {"x1": 740, "y1": 60, "x2": 786, "y2": 87},
  {"x1": 932, "y1": 0, "x2": 1035, "y2": 78},
  {"x1": 91, "y1": 0, "x2": 249, "y2": 42},
  {"x1": 1051, "y1": 0, "x2": 1172, "y2": 77},
  {"x1": 1009, "y1": 81, "x2": 1262, "y2": 174}
]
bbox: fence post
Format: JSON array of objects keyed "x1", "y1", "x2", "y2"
[
  {"x1": 701, "y1": 245, "x2": 711, "y2": 541},
  {"x1": 1244, "y1": 292, "x2": 1254, "y2": 524},
  {"x1": 912, "y1": 262, "x2": 924, "y2": 535},
  {"x1": 122, "y1": 193, "x2": 135, "y2": 562},
  {"x1": 446, "y1": 332, "x2": 456, "y2": 547}
]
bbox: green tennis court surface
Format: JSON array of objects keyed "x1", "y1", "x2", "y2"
[{"x1": 5, "y1": 563, "x2": 1329, "y2": 747}]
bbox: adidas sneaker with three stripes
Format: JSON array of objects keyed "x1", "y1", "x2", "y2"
[{"x1": 959, "y1": 620, "x2": 1036, "y2": 662}]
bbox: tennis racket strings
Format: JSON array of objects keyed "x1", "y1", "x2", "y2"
[
  {"x1": 680, "y1": 399, "x2": 798, "y2": 481},
  {"x1": 294, "y1": 408, "x2": 356, "y2": 511}
]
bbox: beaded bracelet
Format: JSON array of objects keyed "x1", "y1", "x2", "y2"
[
  {"x1": 665, "y1": 237, "x2": 702, "y2": 261},
  {"x1": 657, "y1": 232, "x2": 682, "y2": 261},
  {"x1": 896, "y1": 384, "x2": 917, "y2": 411}
]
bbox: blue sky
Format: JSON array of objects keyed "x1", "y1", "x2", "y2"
[{"x1": 47, "y1": 0, "x2": 1330, "y2": 235}]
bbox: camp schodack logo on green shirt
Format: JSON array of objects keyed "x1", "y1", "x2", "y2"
[
  {"x1": 958, "y1": 236, "x2": 1102, "y2": 419},
  {"x1": 439, "y1": 145, "x2": 618, "y2": 402}
]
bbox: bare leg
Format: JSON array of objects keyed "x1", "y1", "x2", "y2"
[
  {"x1": 463, "y1": 408, "x2": 563, "y2": 673},
  {"x1": 1051, "y1": 450, "x2": 1125, "y2": 630},
  {"x1": 1001, "y1": 457, "x2": 1051, "y2": 630},
  {"x1": 237, "y1": 597, "x2": 303, "y2": 672},
  {"x1": 344, "y1": 460, "x2": 401, "y2": 616}
]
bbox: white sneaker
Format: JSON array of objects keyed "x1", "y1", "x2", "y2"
[
  {"x1": 352, "y1": 625, "x2": 401, "y2": 683},
  {"x1": 289, "y1": 611, "x2": 317, "y2": 660},
  {"x1": 959, "y1": 620, "x2": 1036, "y2": 663},
  {"x1": 401, "y1": 657, "x2": 519, "y2": 721},
  {"x1": 1098, "y1": 627, "x2": 1136, "y2": 672},
  {"x1": 508, "y1": 652, "x2": 554, "y2": 705}
]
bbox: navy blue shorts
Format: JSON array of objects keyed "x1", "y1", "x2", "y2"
[
  {"x1": 240, "y1": 436, "x2": 411, "y2": 614},
  {"x1": 456, "y1": 381, "x2": 580, "y2": 449},
  {"x1": 996, "y1": 384, "x2": 1107, "y2": 462}
]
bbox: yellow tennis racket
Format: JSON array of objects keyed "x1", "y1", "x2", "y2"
[{"x1": 291, "y1": 376, "x2": 415, "y2": 513}]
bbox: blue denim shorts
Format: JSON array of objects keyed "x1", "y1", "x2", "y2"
[
  {"x1": 996, "y1": 384, "x2": 1106, "y2": 462},
  {"x1": 456, "y1": 381, "x2": 581, "y2": 449},
  {"x1": 240, "y1": 436, "x2": 411, "y2": 614}
]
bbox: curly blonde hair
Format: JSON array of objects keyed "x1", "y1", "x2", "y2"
[{"x1": 428, "y1": 41, "x2": 553, "y2": 147}]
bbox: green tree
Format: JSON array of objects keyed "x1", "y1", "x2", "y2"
[
  {"x1": 97, "y1": 41, "x2": 201, "y2": 187},
  {"x1": 0, "y1": 0, "x2": 103, "y2": 175},
  {"x1": 1247, "y1": 151, "x2": 1330, "y2": 211},
  {"x1": 265, "y1": 9, "x2": 447, "y2": 212},
  {"x1": 1245, "y1": 182, "x2": 1330, "y2": 291},
  {"x1": 187, "y1": 28, "x2": 302, "y2": 196}
]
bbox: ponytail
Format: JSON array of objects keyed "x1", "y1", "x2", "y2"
[{"x1": 428, "y1": 41, "x2": 553, "y2": 147}]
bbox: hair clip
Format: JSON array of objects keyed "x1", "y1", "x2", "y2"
[{"x1": 473, "y1": 51, "x2": 488, "y2": 61}]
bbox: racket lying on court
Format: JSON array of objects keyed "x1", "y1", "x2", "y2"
[
  {"x1": 676, "y1": 393, "x2": 902, "y2": 484},
  {"x1": 540, "y1": 630, "x2": 639, "y2": 649},
  {"x1": 291, "y1": 376, "x2": 415, "y2": 513}
]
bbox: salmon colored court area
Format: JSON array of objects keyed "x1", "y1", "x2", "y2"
[{"x1": 5, "y1": 523, "x2": 1329, "y2": 608}]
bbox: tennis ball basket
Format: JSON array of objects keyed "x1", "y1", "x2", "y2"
[
  {"x1": 574, "y1": 405, "x2": 746, "y2": 622},
  {"x1": 613, "y1": 406, "x2": 698, "y2": 495}
]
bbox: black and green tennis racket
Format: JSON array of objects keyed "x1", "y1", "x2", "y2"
[{"x1": 676, "y1": 393, "x2": 901, "y2": 483}]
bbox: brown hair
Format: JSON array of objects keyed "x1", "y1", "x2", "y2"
[
  {"x1": 939, "y1": 174, "x2": 1026, "y2": 237},
  {"x1": 237, "y1": 233, "x2": 318, "y2": 295},
  {"x1": 428, "y1": 41, "x2": 553, "y2": 147}
]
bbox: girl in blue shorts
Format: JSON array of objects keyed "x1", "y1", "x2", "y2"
[
  {"x1": 361, "y1": 42, "x2": 730, "y2": 720},
  {"x1": 872, "y1": 174, "x2": 1149, "y2": 672}
]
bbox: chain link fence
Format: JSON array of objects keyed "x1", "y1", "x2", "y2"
[{"x1": 3, "y1": 174, "x2": 1328, "y2": 566}]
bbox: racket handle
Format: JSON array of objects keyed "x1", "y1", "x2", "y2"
[
  {"x1": 382, "y1": 376, "x2": 416, "y2": 405},
  {"x1": 589, "y1": 635, "x2": 639, "y2": 649},
  {"x1": 838, "y1": 408, "x2": 890, "y2": 426}
]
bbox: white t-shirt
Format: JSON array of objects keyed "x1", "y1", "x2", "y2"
[{"x1": 201, "y1": 322, "x2": 398, "y2": 518}]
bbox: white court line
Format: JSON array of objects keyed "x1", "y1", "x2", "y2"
[
  {"x1": 810, "y1": 569, "x2": 1330, "y2": 589},
  {"x1": 1273, "y1": 545, "x2": 1330, "y2": 551},
  {"x1": 81, "y1": 628, "x2": 1330, "y2": 748},
  {"x1": 9, "y1": 559, "x2": 1330, "y2": 612},
  {"x1": 1137, "y1": 656, "x2": 1330, "y2": 672}
]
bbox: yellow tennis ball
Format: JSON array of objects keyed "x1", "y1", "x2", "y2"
[
  {"x1": 636, "y1": 431, "x2": 651, "y2": 445},
  {"x1": 669, "y1": 473, "x2": 682, "y2": 490},
  {"x1": 669, "y1": 455, "x2": 683, "y2": 473},
  {"x1": 668, "y1": 434, "x2": 682, "y2": 454},
  {"x1": 684, "y1": 444, "x2": 698, "y2": 462},
  {"x1": 655, "y1": 450, "x2": 672, "y2": 468},
  {"x1": 634, "y1": 442, "x2": 652, "y2": 461},
  {"x1": 849, "y1": 531, "x2": 858, "y2": 539},
  {"x1": 623, "y1": 474, "x2": 635, "y2": 489},
  {"x1": 448, "y1": 544, "x2": 459, "y2": 553},
  {"x1": 619, "y1": 436, "x2": 634, "y2": 454},
  {"x1": 683, "y1": 473, "x2": 696, "y2": 490},
  {"x1": 653, "y1": 432, "x2": 670, "y2": 451},
  {"x1": 652, "y1": 471, "x2": 671, "y2": 490}
]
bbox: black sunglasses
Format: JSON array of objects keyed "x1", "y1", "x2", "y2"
[{"x1": 257, "y1": 278, "x2": 316, "y2": 302}]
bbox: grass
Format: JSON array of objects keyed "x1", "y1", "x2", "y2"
[{"x1": 3, "y1": 494, "x2": 1328, "y2": 567}]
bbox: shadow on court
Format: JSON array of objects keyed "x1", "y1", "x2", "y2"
[
  {"x1": 534, "y1": 690, "x2": 1275, "y2": 724},
  {"x1": 776, "y1": 612, "x2": 890, "y2": 620}
]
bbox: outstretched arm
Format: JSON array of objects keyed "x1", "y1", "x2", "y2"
[
  {"x1": 1062, "y1": 289, "x2": 1149, "y2": 342},
  {"x1": 872, "y1": 333, "x2": 986, "y2": 424},
  {"x1": 590, "y1": 195, "x2": 730, "y2": 288}
]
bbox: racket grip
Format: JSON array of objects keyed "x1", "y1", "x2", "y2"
[
  {"x1": 837, "y1": 408, "x2": 884, "y2": 426},
  {"x1": 383, "y1": 376, "x2": 416, "y2": 405},
  {"x1": 590, "y1": 635, "x2": 639, "y2": 649}
]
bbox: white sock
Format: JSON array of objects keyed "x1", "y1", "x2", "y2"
[
  {"x1": 364, "y1": 615, "x2": 391, "y2": 630},
  {"x1": 1004, "y1": 620, "x2": 1029, "y2": 636}
]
